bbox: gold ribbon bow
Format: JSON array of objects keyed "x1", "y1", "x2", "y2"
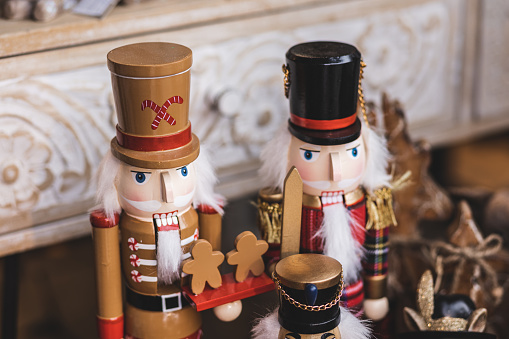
[{"x1": 431, "y1": 234, "x2": 504, "y2": 305}]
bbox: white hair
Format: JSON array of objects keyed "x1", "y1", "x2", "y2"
[
  {"x1": 94, "y1": 145, "x2": 223, "y2": 218},
  {"x1": 258, "y1": 121, "x2": 391, "y2": 193},
  {"x1": 192, "y1": 143, "x2": 224, "y2": 214},
  {"x1": 258, "y1": 123, "x2": 291, "y2": 192},
  {"x1": 361, "y1": 119, "x2": 392, "y2": 193},
  {"x1": 94, "y1": 150, "x2": 122, "y2": 220}
]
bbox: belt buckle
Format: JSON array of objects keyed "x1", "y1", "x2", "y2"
[{"x1": 161, "y1": 292, "x2": 182, "y2": 313}]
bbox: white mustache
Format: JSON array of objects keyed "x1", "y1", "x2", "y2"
[
  {"x1": 174, "y1": 189, "x2": 195, "y2": 207},
  {"x1": 121, "y1": 195, "x2": 162, "y2": 212},
  {"x1": 303, "y1": 173, "x2": 363, "y2": 191},
  {"x1": 120, "y1": 188, "x2": 195, "y2": 211}
]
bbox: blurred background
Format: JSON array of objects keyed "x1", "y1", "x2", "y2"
[{"x1": 0, "y1": 0, "x2": 508, "y2": 338}]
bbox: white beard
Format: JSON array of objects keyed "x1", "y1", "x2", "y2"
[
  {"x1": 314, "y1": 203, "x2": 364, "y2": 284},
  {"x1": 157, "y1": 230, "x2": 183, "y2": 284}
]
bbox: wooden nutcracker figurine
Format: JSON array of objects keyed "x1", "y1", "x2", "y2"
[
  {"x1": 252, "y1": 253, "x2": 371, "y2": 339},
  {"x1": 258, "y1": 41, "x2": 395, "y2": 320},
  {"x1": 90, "y1": 42, "x2": 223, "y2": 339}
]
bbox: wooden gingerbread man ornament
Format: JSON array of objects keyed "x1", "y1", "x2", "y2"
[
  {"x1": 183, "y1": 240, "x2": 224, "y2": 295},
  {"x1": 227, "y1": 231, "x2": 269, "y2": 282}
]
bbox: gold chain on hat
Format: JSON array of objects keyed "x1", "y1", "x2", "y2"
[
  {"x1": 358, "y1": 59, "x2": 369, "y2": 127},
  {"x1": 272, "y1": 271, "x2": 344, "y2": 311},
  {"x1": 282, "y1": 64, "x2": 290, "y2": 98}
]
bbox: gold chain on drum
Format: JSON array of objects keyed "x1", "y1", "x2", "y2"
[{"x1": 272, "y1": 271, "x2": 344, "y2": 311}]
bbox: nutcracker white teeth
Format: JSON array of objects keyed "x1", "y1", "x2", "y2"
[
  {"x1": 153, "y1": 211, "x2": 179, "y2": 231},
  {"x1": 320, "y1": 191, "x2": 343, "y2": 207}
]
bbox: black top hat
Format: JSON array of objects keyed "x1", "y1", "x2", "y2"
[
  {"x1": 284, "y1": 41, "x2": 362, "y2": 145},
  {"x1": 274, "y1": 254, "x2": 343, "y2": 334}
]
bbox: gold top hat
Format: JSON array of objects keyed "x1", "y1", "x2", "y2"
[{"x1": 108, "y1": 42, "x2": 199, "y2": 169}]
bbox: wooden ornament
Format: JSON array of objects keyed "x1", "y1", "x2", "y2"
[
  {"x1": 226, "y1": 231, "x2": 268, "y2": 282},
  {"x1": 182, "y1": 239, "x2": 224, "y2": 295},
  {"x1": 433, "y1": 201, "x2": 504, "y2": 309},
  {"x1": 378, "y1": 93, "x2": 453, "y2": 238},
  {"x1": 280, "y1": 166, "x2": 302, "y2": 259},
  {"x1": 403, "y1": 270, "x2": 488, "y2": 333}
]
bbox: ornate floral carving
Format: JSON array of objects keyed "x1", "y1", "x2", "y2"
[
  {"x1": 0, "y1": 71, "x2": 113, "y2": 232},
  {"x1": 0, "y1": 130, "x2": 53, "y2": 212}
]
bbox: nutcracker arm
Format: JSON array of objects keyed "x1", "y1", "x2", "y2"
[
  {"x1": 364, "y1": 297, "x2": 389, "y2": 321},
  {"x1": 197, "y1": 204, "x2": 222, "y2": 251},
  {"x1": 90, "y1": 210, "x2": 124, "y2": 339}
]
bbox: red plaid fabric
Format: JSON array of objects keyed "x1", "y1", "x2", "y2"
[
  {"x1": 362, "y1": 226, "x2": 389, "y2": 277},
  {"x1": 340, "y1": 279, "x2": 364, "y2": 309}
]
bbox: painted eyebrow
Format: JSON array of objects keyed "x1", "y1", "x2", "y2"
[
  {"x1": 299, "y1": 147, "x2": 320, "y2": 152},
  {"x1": 175, "y1": 166, "x2": 187, "y2": 171},
  {"x1": 346, "y1": 144, "x2": 361, "y2": 151},
  {"x1": 130, "y1": 170, "x2": 151, "y2": 174},
  {"x1": 300, "y1": 143, "x2": 321, "y2": 151}
]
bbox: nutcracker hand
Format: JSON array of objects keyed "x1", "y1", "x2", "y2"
[
  {"x1": 363, "y1": 297, "x2": 389, "y2": 321},
  {"x1": 213, "y1": 300, "x2": 243, "y2": 322}
]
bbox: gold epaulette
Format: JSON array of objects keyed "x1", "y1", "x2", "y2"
[
  {"x1": 257, "y1": 187, "x2": 283, "y2": 244},
  {"x1": 365, "y1": 187, "x2": 397, "y2": 231}
]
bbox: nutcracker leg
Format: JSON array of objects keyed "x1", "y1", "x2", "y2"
[{"x1": 2, "y1": 254, "x2": 19, "y2": 339}]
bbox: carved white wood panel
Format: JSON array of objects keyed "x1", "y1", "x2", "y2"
[
  {"x1": 0, "y1": 67, "x2": 114, "y2": 234},
  {"x1": 0, "y1": 0, "x2": 475, "y2": 237},
  {"x1": 191, "y1": 0, "x2": 465, "y2": 171},
  {"x1": 476, "y1": 0, "x2": 509, "y2": 119}
]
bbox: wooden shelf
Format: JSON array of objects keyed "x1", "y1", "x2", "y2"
[{"x1": 0, "y1": 0, "x2": 332, "y2": 58}]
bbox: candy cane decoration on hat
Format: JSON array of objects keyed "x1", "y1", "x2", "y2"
[{"x1": 141, "y1": 96, "x2": 183, "y2": 130}]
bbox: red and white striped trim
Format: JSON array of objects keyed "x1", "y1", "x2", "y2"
[
  {"x1": 141, "y1": 96, "x2": 183, "y2": 130},
  {"x1": 181, "y1": 228, "x2": 199, "y2": 246},
  {"x1": 131, "y1": 270, "x2": 157, "y2": 283},
  {"x1": 128, "y1": 237, "x2": 156, "y2": 251},
  {"x1": 129, "y1": 254, "x2": 157, "y2": 267}
]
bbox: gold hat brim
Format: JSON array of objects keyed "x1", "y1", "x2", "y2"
[{"x1": 110, "y1": 133, "x2": 200, "y2": 169}]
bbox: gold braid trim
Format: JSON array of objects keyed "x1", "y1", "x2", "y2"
[
  {"x1": 366, "y1": 187, "x2": 397, "y2": 230},
  {"x1": 256, "y1": 199, "x2": 282, "y2": 244},
  {"x1": 365, "y1": 171, "x2": 410, "y2": 230}
]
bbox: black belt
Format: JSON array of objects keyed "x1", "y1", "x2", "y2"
[{"x1": 126, "y1": 287, "x2": 190, "y2": 313}]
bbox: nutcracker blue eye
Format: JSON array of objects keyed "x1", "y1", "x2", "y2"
[
  {"x1": 131, "y1": 171, "x2": 152, "y2": 185},
  {"x1": 299, "y1": 148, "x2": 319, "y2": 163},
  {"x1": 347, "y1": 144, "x2": 361, "y2": 159},
  {"x1": 136, "y1": 172, "x2": 146, "y2": 183},
  {"x1": 179, "y1": 166, "x2": 188, "y2": 177}
]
